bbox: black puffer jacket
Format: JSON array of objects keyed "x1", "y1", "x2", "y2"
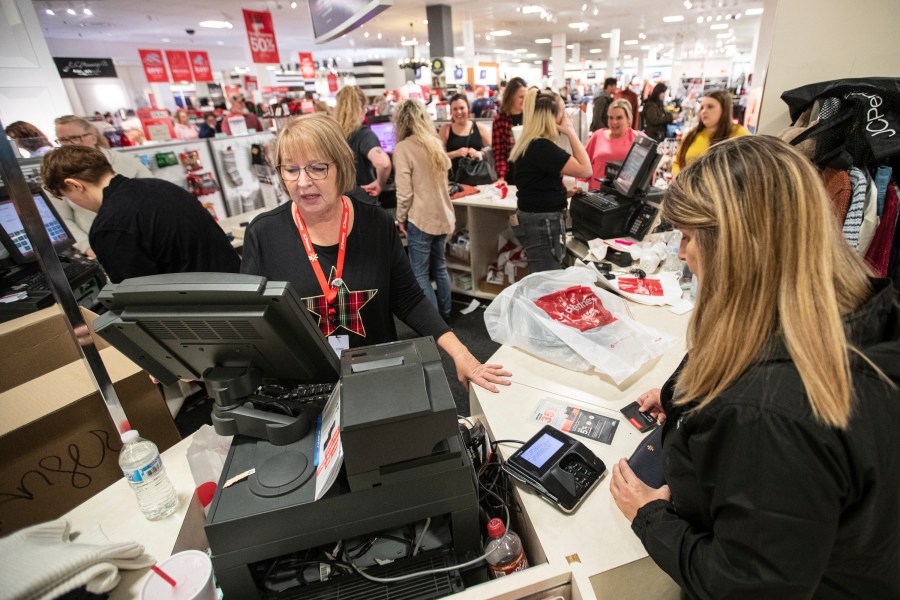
[{"x1": 633, "y1": 279, "x2": 900, "y2": 599}]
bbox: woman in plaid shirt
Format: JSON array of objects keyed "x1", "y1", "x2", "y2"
[{"x1": 491, "y1": 77, "x2": 527, "y2": 187}]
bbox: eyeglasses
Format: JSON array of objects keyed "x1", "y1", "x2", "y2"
[
  {"x1": 278, "y1": 162, "x2": 331, "y2": 181},
  {"x1": 56, "y1": 133, "x2": 94, "y2": 145}
]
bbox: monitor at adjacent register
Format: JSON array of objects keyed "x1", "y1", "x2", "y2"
[
  {"x1": 0, "y1": 190, "x2": 75, "y2": 264},
  {"x1": 368, "y1": 121, "x2": 396, "y2": 154},
  {"x1": 612, "y1": 135, "x2": 660, "y2": 199}
]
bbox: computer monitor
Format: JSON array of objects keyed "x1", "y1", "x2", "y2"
[
  {"x1": 613, "y1": 136, "x2": 661, "y2": 198},
  {"x1": 94, "y1": 273, "x2": 340, "y2": 445},
  {"x1": 0, "y1": 190, "x2": 76, "y2": 265},
  {"x1": 369, "y1": 121, "x2": 396, "y2": 154}
]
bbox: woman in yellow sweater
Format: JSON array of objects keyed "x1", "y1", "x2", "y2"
[{"x1": 673, "y1": 90, "x2": 750, "y2": 176}]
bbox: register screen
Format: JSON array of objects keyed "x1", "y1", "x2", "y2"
[
  {"x1": 369, "y1": 122, "x2": 396, "y2": 154},
  {"x1": 522, "y1": 434, "x2": 564, "y2": 468},
  {"x1": 0, "y1": 195, "x2": 70, "y2": 258}
]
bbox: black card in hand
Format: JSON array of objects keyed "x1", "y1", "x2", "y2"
[{"x1": 621, "y1": 401, "x2": 659, "y2": 434}]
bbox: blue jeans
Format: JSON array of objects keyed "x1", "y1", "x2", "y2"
[
  {"x1": 513, "y1": 210, "x2": 566, "y2": 273},
  {"x1": 406, "y1": 222, "x2": 452, "y2": 319}
]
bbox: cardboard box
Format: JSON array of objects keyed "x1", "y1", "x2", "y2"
[{"x1": 0, "y1": 306, "x2": 181, "y2": 535}]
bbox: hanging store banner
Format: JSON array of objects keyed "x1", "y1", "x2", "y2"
[
  {"x1": 327, "y1": 72, "x2": 339, "y2": 93},
  {"x1": 54, "y1": 57, "x2": 117, "y2": 78},
  {"x1": 299, "y1": 52, "x2": 316, "y2": 80},
  {"x1": 189, "y1": 51, "x2": 214, "y2": 82},
  {"x1": 139, "y1": 49, "x2": 169, "y2": 83},
  {"x1": 244, "y1": 75, "x2": 259, "y2": 93},
  {"x1": 165, "y1": 50, "x2": 193, "y2": 83},
  {"x1": 243, "y1": 9, "x2": 280, "y2": 64}
]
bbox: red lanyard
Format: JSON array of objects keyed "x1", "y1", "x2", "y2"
[{"x1": 291, "y1": 197, "x2": 349, "y2": 306}]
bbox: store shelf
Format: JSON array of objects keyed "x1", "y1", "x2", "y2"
[{"x1": 446, "y1": 259, "x2": 472, "y2": 272}]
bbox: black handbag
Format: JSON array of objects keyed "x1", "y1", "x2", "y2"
[{"x1": 453, "y1": 125, "x2": 497, "y2": 185}]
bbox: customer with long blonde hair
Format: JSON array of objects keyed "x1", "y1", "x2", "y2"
[
  {"x1": 610, "y1": 135, "x2": 900, "y2": 598},
  {"x1": 509, "y1": 88, "x2": 591, "y2": 272},
  {"x1": 334, "y1": 85, "x2": 391, "y2": 205},
  {"x1": 393, "y1": 100, "x2": 455, "y2": 323}
]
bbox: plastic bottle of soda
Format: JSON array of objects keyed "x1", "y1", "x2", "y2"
[
  {"x1": 484, "y1": 518, "x2": 529, "y2": 578},
  {"x1": 118, "y1": 430, "x2": 178, "y2": 520}
]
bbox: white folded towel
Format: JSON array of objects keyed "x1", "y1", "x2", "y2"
[{"x1": 0, "y1": 518, "x2": 154, "y2": 600}]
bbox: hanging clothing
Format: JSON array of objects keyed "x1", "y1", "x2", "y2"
[
  {"x1": 842, "y1": 167, "x2": 868, "y2": 250},
  {"x1": 865, "y1": 183, "x2": 898, "y2": 277},
  {"x1": 822, "y1": 168, "x2": 852, "y2": 224}
]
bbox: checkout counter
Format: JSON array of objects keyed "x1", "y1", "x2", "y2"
[{"x1": 61, "y1": 295, "x2": 688, "y2": 600}]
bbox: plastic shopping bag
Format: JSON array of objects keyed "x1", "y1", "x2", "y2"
[
  {"x1": 186, "y1": 425, "x2": 233, "y2": 514},
  {"x1": 484, "y1": 266, "x2": 676, "y2": 385}
]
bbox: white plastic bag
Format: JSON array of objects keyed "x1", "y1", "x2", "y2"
[
  {"x1": 484, "y1": 266, "x2": 676, "y2": 384},
  {"x1": 186, "y1": 425, "x2": 233, "y2": 514}
]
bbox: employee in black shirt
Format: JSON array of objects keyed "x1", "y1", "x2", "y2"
[
  {"x1": 40, "y1": 145, "x2": 241, "y2": 283},
  {"x1": 241, "y1": 113, "x2": 510, "y2": 392},
  {"x1": 509, "y1": 88, "x2": 592, "y2": 272}
]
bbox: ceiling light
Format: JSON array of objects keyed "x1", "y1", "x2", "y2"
[
  {"x1": 624, "y1": 54, "x2": 631, "y2": 59},
  {"x1": 716, "y1": 32, "x2": 731, "y2": 38},
  {"x1": 515, "y1": 48, "x2": 527, "y2": 53},
  {"x1": 535, "y1": 38, "x2": 551, "y2": 43},
  {"x1": 696, "y1": 16, "x2": 704, "y2": 23},
  {"x1": 581, "y1": 3, "x2": 586, "y2": 10},
  {"x1": 401, "y1": 39, "x2": 418, "y2": 46},
  {"x1": 568, "y1": 22, "x2": 588, "y2": 29},
  {"x1": 513, "y1": 58, "x2": 522, "y2": 63},
  {"x1": 663, "y1": 15, "x2": 684, "y2": 22},
  {"x1": 683, "y1": 0, "x2": 692, "y2": 8},
  {"x1": 66, "y1": 7, "x2": 76, "y2": 15},
  {"x1": 600, "y1": 32, "x2": 612, "y2": 38},
  {"x1": 45, "y1": 8, "x2": 54, "y2": 15},
  {"x1": 640, "y1": 45, "x2": 651, "y2": 50},
  {"x1": 623, "y1": 40, "x2": 638, "y2": 45},
  {"x1": 639, "y1": 32, "x2": 646, "y2": 39},
  {"x1": 489, "y1": 30, "x2": 511, "y2": 36},
  {"x1": 364, "y1": 31, "x2": 369, "y2": 37},
  {"x1": 593, "y1": 8, "x2": 598, "y2": 15},
  {"x1": 566, "y1": 44, "x2": 573, "y2": 49},
  {"x1": 291, "y1": 1, "x2": 297, "y2": 7},
  {"x1": 199, "y1": 20, "x2": 233, "y2": 29},
  {"x1": 455, "y1": 45, "x2": 465, "y2": 51},
  {"x1": 83, "y1": 8, "x2": 92, "y2": 16},
  {"x1": 522, "y1": 5, "x2": 544, "y2": 14},
  {"x1": 716, "y1": 15, "x2": 722, "y2": 21},
  {"x1": 710, "y1": 23, "x2": 728, "y2": 29},
  {"x1": 745, "y1": 8, "x2": 764, "y2": 15},
  {"x1": 706, "y1": 16, "x2": 712, "y2": 22},
  {"x1": 589, "y1": 48, "x2": 603, "y2": 54},
  {"x1": 533, "y1": 60, "x2": 542, "y2": 64},
  {"x1": 422, "y1": 19, "x2": 428, "y2": 24},
  {"x1": 377, "y1": 32, "x2": 382, "y2": 39}
]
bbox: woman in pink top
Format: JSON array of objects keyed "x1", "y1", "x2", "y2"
[
  {"x1": 172, "y1": 109, "x2": 199, "y2": 141},
  {"x1": 582, "y1": 99, "x2": 643, "y2": 189}
]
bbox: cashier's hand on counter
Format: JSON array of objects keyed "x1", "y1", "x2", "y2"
[
  {"x1": 438, "y1": 332, "x2": 512, "y2": 393},
  {"x1": 610, "y1": 459, "x2": 671, "y2": 522}
]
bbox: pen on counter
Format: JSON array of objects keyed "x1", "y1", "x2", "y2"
[{"x1": 613, "y1": 239, "x2": 634, "y2": 246}]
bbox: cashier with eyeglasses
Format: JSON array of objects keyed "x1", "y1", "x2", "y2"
[{"x1": 240, "y1": 113, "x2": 511, "y2": 393}]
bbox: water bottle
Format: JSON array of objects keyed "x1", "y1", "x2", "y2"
[
  {"x1": 665, "y1": 230, "x2": 683, "y2": 271},
  {"x1": 118, "y1": 430, "x2": 178, "y2": 520},
  {"x1": 484, "y1": 518, "x2": 529, "y2": 578}
]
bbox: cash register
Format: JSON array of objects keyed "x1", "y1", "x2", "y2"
[
  {"x1": 570, "y1": 135, "x2": 664, "y2": 242},
  {"x1": 93, "y1": 273, "x2": 481, "y2": 599}
]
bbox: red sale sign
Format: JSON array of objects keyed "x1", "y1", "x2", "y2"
[
  {"x1": 533, "y1": 286, "x2": 616, "y2": 332},
  {"x1": 243, "y1": 9, "x2": 280, "y2": 64},
  {"x1": 327, "y1": 72, "x2": 338, "y2": 93},
  {"x1": 188, "y1": 51, "x2": 213, "y2": 82},
  {"x1": 139, "y1": 49, "x2": 169, "y2": 83},
  {"x1": 165, "y1": 50, "x2": 193, "y2": 82},
  {"x1": 298, "y1": 52, "x2": 316, "y2": 79},
  {"x1": 243, "y1": 75, "x2": 259, "y2": 93}
]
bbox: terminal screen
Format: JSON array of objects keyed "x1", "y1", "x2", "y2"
[
  {"x1": 0, "y1": 194, "x2": 70, "y2": 258},
  {"x1": 615, "y1": 143, "x2": 650, "y2": 194},
  {"x1": 521, "y1": 434, "x2": 564, "y2": 468},
  {"x1": 369, "y1": 122, "x2": 396, "y2": 154}
]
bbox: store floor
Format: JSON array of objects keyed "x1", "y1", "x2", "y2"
[{"x1": 173, "y1": 293, "x2": 500, "y2": 438}]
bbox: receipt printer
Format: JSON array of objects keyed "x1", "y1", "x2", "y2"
[{"x1": 502, "y1": 425, "x2": 607, "y2": 513}]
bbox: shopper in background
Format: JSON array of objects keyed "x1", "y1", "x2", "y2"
[
  {"x1": 582, "y1": 99, "x2": 644, "y2": 188},
  {"x1": 172, "y1": 109, "x2": 199, "y2": 141},
  {"x1": 610, "y1": 135, "x2": 900, "y2": 598},
  {"x1": 589, "y1": 77, "x2": 618, "y2": 132},
  {"x1": 40, "y1": 145, "x2": 240, "y2": 283},
  {"x1": 393, "y1": 100, "x2": 455, "y2": 324},
  {"x1": 5, "y1": 121, "x2": 54, "y2": 157},
  {"x1": 510, "y1": 89, "x2": 591, "y2": 272},
  {"x1": 673, "y1": 90, "x2": 750, "y2": 176},
  {"x1": 491, "y1": 76, "x2": 528, "y2": 187},
  {"x1": 440, "y1": 93, "x2": 492, "y2": 179},
  {"x1": 52, "y1": 115, "x2": 152, "y2": 253},
  {"x1": 240, "y1": 114, "x2": 510, "y2": 391},
  {"x1": 220, "y1": 98, "x2": 263, "y2": 135},
  {"x1": 197, "y1": 113, "x2": 219, "y2": 139},
  {"x1": 471, "y1": 87, "x2": 492, "y2": 118},
  {"x1": 334, "y1": 85, "x2": 391, "y2": 205},
  {"x1": 616, "y1": 80, "x2": 640, "y2": 130},
  {"x1": 641, "y1": 83, "x2": 676, "y2": 143}
]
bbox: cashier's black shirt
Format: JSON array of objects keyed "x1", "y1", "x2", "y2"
[
  {"x1": 513, "y1": 138, "x2": 571, "y2": 213},
  {"x1": 90, "y1": 175, "x2": 241, "y2": 283}
]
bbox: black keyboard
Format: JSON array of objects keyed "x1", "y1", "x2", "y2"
[
  {"x1": 256, "y1": 382, "x2": 337, "y2": 415},
  {"x1": 7, "y1": 260, "x2": 99, "y2": 292},
  {"x1": 577, "y1": 191, "x2": 623, "y2": 210}
]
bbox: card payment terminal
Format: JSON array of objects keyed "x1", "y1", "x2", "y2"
[{"x1": 502, "y1": 425, "x2": 607, "y2": 513}]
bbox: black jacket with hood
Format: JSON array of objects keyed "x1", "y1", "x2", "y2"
[{"x1": 633, "y1": 279, "x2": 900, "y2": 599}]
